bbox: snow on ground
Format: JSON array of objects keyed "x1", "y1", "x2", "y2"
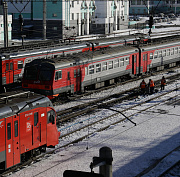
[
  {"x1": 10, "y1": 72, "x2": 180, "y2": 177},
  {"x1": 5, "y1": 19, "x2": 180, "y2": 177}
]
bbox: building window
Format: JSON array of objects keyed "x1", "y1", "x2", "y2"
[{"x1": 72, "y1": 13, "x2": 74, "y2": 20}]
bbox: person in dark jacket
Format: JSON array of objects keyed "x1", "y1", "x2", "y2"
[
  {"x1": 140, "y1": 79, "x2": 147, "y2": 95},
  {"x1": 161, "y1": 76, "x2": 166, "y2": 90}
]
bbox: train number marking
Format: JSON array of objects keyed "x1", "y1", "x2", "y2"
[
  {"x1": 41, "y1": 113, "x2": 45, "y2": 117},
  {"x1": 26, "y1": 122, "x2": 31, "y2": 132}
]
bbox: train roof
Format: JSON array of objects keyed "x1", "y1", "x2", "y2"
[{"x1": 0, "y1": 91, "x2": 53, "y2": 119}]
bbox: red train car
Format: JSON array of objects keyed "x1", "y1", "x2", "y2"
[
  {"x1": 22, "y1": 38, "x2": 180, "y2": 99},
  {"x1": 0, "y1": 91, "x2": 59, "y2": 170}
]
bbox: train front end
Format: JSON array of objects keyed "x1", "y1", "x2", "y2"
[{"x1": 22, "y1": 59, "x2": 56, "y2": 99}]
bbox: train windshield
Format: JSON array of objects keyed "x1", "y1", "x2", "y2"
[
  {"x1": 38, "y1": 66, "x2": 53, "y2": 81},
  {"x1": 24, "y1": 65, "x2": 38, "y2": 80}
]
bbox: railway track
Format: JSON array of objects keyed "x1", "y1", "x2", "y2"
[
  {"x1": 1, "y1": 73, "x2": 179, "y2": 177},
  {"x1": 56, "y1": 70, "x2": 180, "y2": 125}
]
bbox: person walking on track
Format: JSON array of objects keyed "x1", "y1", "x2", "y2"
[{"x1": 161, "y1": 76, "x2": 166, "y2": 90}]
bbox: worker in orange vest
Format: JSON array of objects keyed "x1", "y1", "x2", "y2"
[
  {"x1": 140, "y1": 79, "x2": 147, "y2": 95},
  {"x1": 161, "y1": 76, "x2": 166, "y2": 90},
  {"x1": 148, "y1": 79, "x2": 155, "y2": 94}
]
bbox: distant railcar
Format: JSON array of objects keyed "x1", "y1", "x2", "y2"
[{"x1": 22, "y1": 39, "x2": 180, "y2": 99}]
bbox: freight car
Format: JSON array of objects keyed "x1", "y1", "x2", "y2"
[
  {"x1": 0, "y1": 91, "x2": 60, "y2": 170},
  {"x1": 22, "y1": 38, "x2": 180, "y2": 99}
]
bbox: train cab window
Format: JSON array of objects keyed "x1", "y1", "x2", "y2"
[
  {"x1": 18, "y1": 61, "x2": 23, "y2": 69},
  {"x1": 74, "y1": 70, "x2": 76, "y2": 78},
  {"x1": 24, "y1": 66, "x2": 38, "y2": 80},
  {"x1": 96, "y1": 63, "x2": 101, "y2": 73},
  {"x1": 7, "y1": 123, "x2": 11, "y2": 140},
  {"x1": 154, "y1": 52, "x2": 158, "y2": 59},
  {"x1": 6, "y1": 63, "x2": 9, "y2": 71},
  {"x1": 55, "y1": 70, "x2": 62, "y2": 80},
  {"x1": 14, "y1": 121, "x2": 18, "y2": 137},
  {"x1": 102, "y1": 62, "x2": 107, "y2": 71},
  {"x1": 34, "y1": 112, "x2": 38, "y2": 126},
  {"x1": 114, "y1": 59, "x2": 119, "y2": 68},
  {"x1": 108, "y1": 61, "x2": 113, "y2": 69},
  {"x1": 150, "y1": 53, "x2": 153, "y2": 59},
  {"x1": 175, "y1": 47, "x2": 178, "y2": 54},
  {"x1": 39, "y1": 66, "x2": 53, "y2": 81},
  {"x1": 47, "y1": 110, "x2": 55, "y2": 124},
  {"x1": 89, "y1": 65, "x2": 94, "y2": 74},
  {"x1": 120, "y1": 58, "x2": 124, "y2": 66}
]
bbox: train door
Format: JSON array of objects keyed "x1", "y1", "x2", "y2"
[
  {"x1": 5, "y1": 60, "x2": 14, "y2": 84},
  {"x1": 5, "y1": 117, "x2": 13, "y2": 168},
  {"x1": 143, "y1": 53, "x2": 148, "y2": 73},
  {"x1": 132, "y1": 55, "x2": 137, "y2": 75},
  {"x1": 33, "y1": 111, "x2": 41, "y2": 146},
  {"x1": 13, "y1": 116, "x2": 20, "y2": 165},
  {"x1": 74, "y1": 68, "x2": 81, "y2": 92}
]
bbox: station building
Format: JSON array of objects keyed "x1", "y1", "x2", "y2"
[{"x1": 7, "y1": 0, "x2": 129, "y2": 39}]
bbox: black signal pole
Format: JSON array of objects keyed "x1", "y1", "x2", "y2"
[{"x1": 2, "y1": 1, "x2": 8, "y2": 48}]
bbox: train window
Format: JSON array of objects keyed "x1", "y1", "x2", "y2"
[
  {"x1": 55, "y1": 70, "x2": 62, "y2": 80},
  {"x1": 175, "y1": 47, "x2": 178, "y2": 54},
  {"x1": 171, "y1": 48, "x2": 174, "y2": 55},
  {"x1": 120, "y1": 58, "x2": 124, "y2": 66},
  {"x1": 108, "y1": 61, "x2": 113, "y2": 70},
  {"x1": 125, "y1": 57, "x2": 129, "y2": 64},
  {"x1": 154, "y1": 52, "x2": 158, "y2": 58},
  {"x1": 47, "y1": 110, "x2": 55, "y2": 124},
  {"x1": 39, "y1": 67, "x2": 53, "y2": 81},
  {"x1": 18, "y1": 61, "x2": 23, "y2": 69},
  {"x1": 74, "y1": 70, "x2": 76, "y2": 78},
  {"x1": 10, "y1": 63, "x2": 13, "y2": 70},
  {"x1": 89, "y1": 65, "x2": 94, "y2": 74},
  {"x1": 14, "y1": 121, "x2": 18, "y2": 137},
  {"x1": 77, "y1": 69, "x2": 80, "y2": 77},
  {"x1": 114, "y1": 59, "x2": 119, "y2": 68},
  {"x1": 85, "y1": 67, "x2": 88, "y2": 75},
  {"x1": 24, "y1": 66, "x2": 38, "y2": 80},
  {"x1": 163, "y1": 50, "x2": 166, "y2": 57},
  {"x1": 96, "y1": 63, "x2": 101, "y2": 73},
  {"x1": 67, "y1": 72, "x2": 70, "y2": 80},
  {"x1": 159, "y1": 51, "x2": 162, "y2": 57},
  {"x1": 102, "y1": 62, "x2": 107, "y2": 71},
  {"x1": 167, "y1": 49, "x2": 170, "y2": 56},
  {"x1": 6, "y1": 63, "x2": 9, "y2": 71},
  {"x1": 34, "y1": 112, "x2": 38, "y2": 126},
  {"x1": 150, "y1": 53, "x2": 153, "y2": 59},
  {"x1": 179, "y1": 47, "x2": 180, "y2": 53},
  {"x1": 7, "y1": 123, "x2": 11, "y2": 140}
]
